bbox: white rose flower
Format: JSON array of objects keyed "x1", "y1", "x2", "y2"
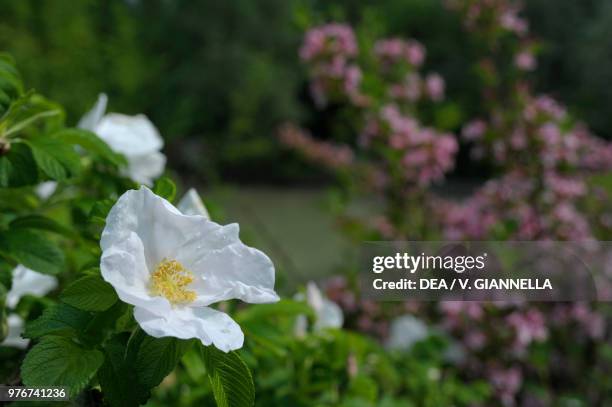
[
  {"x1": 3, "y1": 315, "x2": 28, "y2": 349},
  {"x1": 177, "y1": 188, "x2": 210, "y2": 219},
  {"x1": 2, "y1": 266, "x2": 58, "y2": 349},
  {"x1": 295, "y1": 282, "x2": 343, "y2": 336},
  {"x1": 306, "y1": 282, "x2": 343, "y2": 331},
  {"x1": 6, "y1": 265, "x2": 58, "y2": 309},
  {"x1": 386, "y1": 315, "x2": 429, "y2": 351},
  {"x1": 79, "y1": 94, "x2": 166, "y2": 186},
  {"x1": 35, "y1": 181, "x2": 58, "y2": 200},
  {"x1": 100, "y1": 186, "x2": 279, "y2": 352}
]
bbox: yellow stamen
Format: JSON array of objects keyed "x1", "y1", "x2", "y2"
[{"x1": 149, "y1": 259, "x2": 197, "y2": 305}]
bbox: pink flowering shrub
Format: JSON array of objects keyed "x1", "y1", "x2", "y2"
[
  {"x1": 282, "y1": 24, "x2": 455, "y2": 239},
  {"x1": 439, "y1": 1, "x2": 612, "y2": 405},
  {"x1": 284, "y1": 1, "x2": 612, "y2": 405},
  {"x1": 299, "y1": 23, "x2": 363, "y2": 107}
]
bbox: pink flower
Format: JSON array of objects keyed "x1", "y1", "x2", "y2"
[
  {"x1": 406, "y1": 40, "x2": 426, "y2": 66},
  {"x1": 373, "y1": 216, "x2": 396, "y2": 239},
  {"x1": 462, "y1": 119, "x2": 487, "y2": 141},
  {"x1": 538, "y1": 123, "x2": 561, "y2": 145},
  {"x1": 509, "y1": 128, "x2": 527, "y2": 150},
  {"x1": 440, "y1": 301, "x2": 484, "y2": 320},
  {"x1": 425, "y1": 73, "x2": 445, "y2": 101},
  {"x1": 507, "y1": 309, "x2": 548, "y2": 350},
  {"x1": 344, "y1": 65, "x2": 363, "y2": 97},
  {"x1": 374, "y1": 38, "x2": 426, "y2": 67},
  {"x1": 300, "y1": 23, "x2": 357, "y2": 61},
  {"x1": 374, "y1": 38, "x2": 406, "y2": 61},
  {"x1": 300, "y1": 23, "x2": 362, "y2": 106},
  {"x1": 571, "y1": 304, "x2": 605, "y2": 339},
  {"x1": 499, "y1": 10, "x2": 528, "y2": 36},
  {"x1": 544, "y1": 174, "x2": 586, "y2": 199},
  {"x1": 405, "y1": 73, "x2": 423, "y2": 101},
  {"x1": 278, "y1": 124, "x2": 354, "y2": 170},
  {"x1": 515, "y1": 51, "x2": 536, "y2": 71},
  {"x1": 464, "y1": 330, "x2": 487, "y2": 350},
  {"x1": 489, "y1": 366, "x2": 523, "y2": 406},
  {"x1": 390, "y1": 73, "x2": 423, "y2": 102}
]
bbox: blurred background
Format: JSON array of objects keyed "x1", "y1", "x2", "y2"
[{"x1": 2, "y1": 0, "x2": 611, "y2": 286}]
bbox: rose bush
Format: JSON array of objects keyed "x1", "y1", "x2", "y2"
[{"x1": 0, "y1": 53, "x2": 272, "y2": 406}]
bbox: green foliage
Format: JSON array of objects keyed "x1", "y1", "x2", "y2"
[
  {"x1": 9, "y1": 214, "x2": 74, "y2": 237},
  {"x1": 98, "y1": 335, "x2": 146, "y2": 407},
  {"x1": 21, "y1": 336, "x2": 104, "y2": 396},
  {"x1": 0, "y1": 53, "x2": 23, "y2": 117},
  {"x1": 27, "y1": 136, "x2": 81, "y2": 181},
  {"x1": 0, "y1": 142, "x2": 38, "y2": 187},
  {"x1": 133, "y1": 334, "x2": 194, "y2": 390},
  {"x1": 0, "y1": 229, "x2": 64, "y2": 275},
  {"x1": 60, "y1": 274, "x2": 118, "y2": 311},
  {"x1": 153, "y1": 176, "x2": 177, "y2": 202},
  {"x1": 202, "y1": 346, "x2": 256, "y2": 407},
  {"x1": 24, "y1": 303, "x2": 91, "y2": 339}
]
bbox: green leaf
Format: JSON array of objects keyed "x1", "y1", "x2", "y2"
[
  {"x1": 0, "y1": 283, "x2": 7, "y2": 341},
  {"x1": 201, "y1": 346, "x2": 255, "y2": 407},
  {"x1": 89, "y1": 199, "x2": 114, "y2": 225},
  {"x1": 181, "y1": 347, "x2": 207, "y2": 382},
  {"x1": 98, "y1": 335, "x2": 147, "y2": 407},
  {"x1": 0, "y1": 142, "x2": 38, "y2": 187},
  {"x1": 133, "y1": 335, "x2": 193, "y2": 390},
  {"x1": 27, "y1": 137, "x2": 81, "y2": 181},
  {"x1": 0, "y1": 155, "x2": 9, "y2": 187},
  {"x1": 61, "y1": 275, "x2": 118, "y2": 311},
  {"x1": 0, "y1": 53, "x2": 23, "y2": 118},
  {"x1": 54, "y1": 128, "x2": 126, "y2": 167},
  {"x1": 21, "y1": 336, "x2": 103, "y2": 397},
  {"x1": 3, "y1": 94, "x2": 62, "y2": 137},
  {"x1": 434, "y1": 102, "x2": 463, "y2": 131},
  {"x1": 81, "y1": 302, "x2": 129, "y2": 347},
  {"x1": 0, "y1": 261, "x2": 12, "y2": 290},
  {"x1": 24, "y1": 302, "x2": 92, "y2": 339},
  {"x1": 0, "y1": 228, "x2": 64, "y2": 275},
  {"x1": 153, "y1": 176, "x2": 176, "y2": 202},
  {"x1": 236, "y1": 299, "x2": 313, "y2": 324},
  {"x1": 10, "y1": 215, "x2": 74, "y2": 237}
]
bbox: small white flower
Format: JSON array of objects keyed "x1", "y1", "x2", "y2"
[
  {"x1": 35, "y1": 181, "x2": 58, "y2": 200},
  {"x1": 2, "y1": 315, "x2": 28, "y2": 349},
  {"x1": 306, "y1": 282, "x2": 343, "y2": 330},
  {"x1": 177, "y1": 188, "x2": 210, "y2": 219},
  {"x1": 295, "y1": 282, "x2": 343, "y2": 336},
  {"x1": 100, "y1": 186, "x2": 279, "y2": 352},
  {"x1": 79, "y1": 94, "x2": 166, "y2": 186},
  {"x1": 2, "y1": 266, "x2": 58, "y2": 349},
  {"x1": 6, "y1": 265, "x2": 58, "y2": 309},
  {"x1": 386, "y1": 315, "x2": 429, "y2": 351}
]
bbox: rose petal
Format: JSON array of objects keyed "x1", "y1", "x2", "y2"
[
  {"x1": 134, "y1": 306, "x2": 244, "y2": 352},
  {"x1": 315, "y1": 299, "x2": 344, "y2": 330},
  {"x1": 95, "y1": 113, "x2": 163, "y2": 156},
  {"x1": 125, "y1": 151, "x2": 166, "y2": 186},
  {"x1": 177, "y1": 188, "x2": 210, "y2": 219},
  {"x1": 101, "y1": 231, "x2": 172, "y2": 314},
  {"x1": 2, "y1": 314, "x2": 29, "y2": 349},
  {"x1": 78, "y1": 93, "x2": 108, "y2": 132}
]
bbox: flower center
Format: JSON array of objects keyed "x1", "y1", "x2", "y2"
[{"x1": 149, "y1": 259, "x2": 197, "y2": 305}]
